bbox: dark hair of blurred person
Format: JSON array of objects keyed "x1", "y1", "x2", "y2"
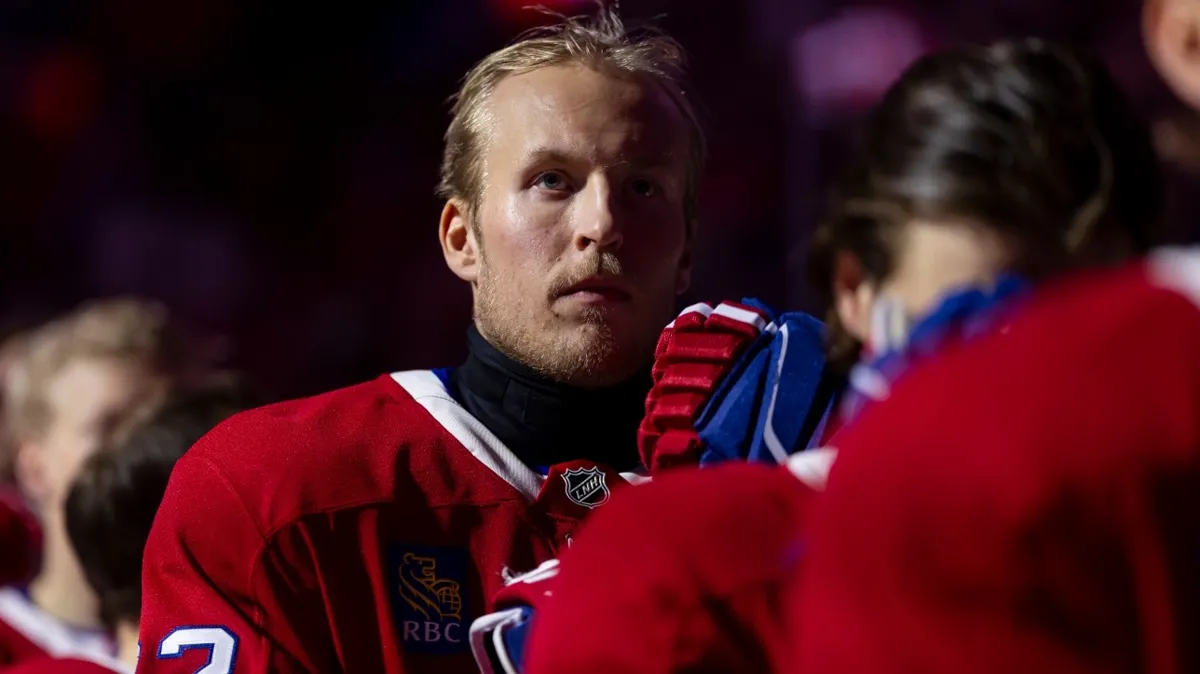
[
  {"x1": 59, "y1": 380, "x2": 254, "y2": 672},
  {"x1": 807, "y1": 38, "x2": 1162, "y2": 374}
]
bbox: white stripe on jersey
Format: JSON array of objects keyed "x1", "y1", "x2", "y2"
[
  {"x1": 391, "y1": 371, "x2": 652, "y2": 502},
  {"x1": 393, "y1": 370, "x2": 544, "y2": 501},
  {"x1": 1148, "y1": 246, "x2": 1200, "y2": 309},
  {"x1": 785, "y1": 447, "x2": 839, "y2": 491},
  {"x1": 0, "y1": 588, "x2": 115, "y2": 659}
]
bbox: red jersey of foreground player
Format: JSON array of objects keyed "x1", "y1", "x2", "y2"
[
  {"x1": 519, "y1": 450, "x2": 834, "y2": 674},
  {"x1": 791, "y1": 249, "x2": 1200, "y2": 673}
]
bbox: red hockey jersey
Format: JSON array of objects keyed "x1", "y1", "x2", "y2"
[
  {"x1": 0, "y1": 490, "x2": 39, "y2": 589},
  {"x1": 791, "y1": 249, "x2": 1200, "y2": 673},
  {"x1": 136, "y1": 370, "x2": 645, "y2": 674},
  {"x1": 0, "y1": 653, "x2": 129, "y2": 673},
  {"x1": 520, "y1": 449, "x2": 835, "y2": 674},
  {"x1": 0, "y1": 589, "x2": 113, "y2": 667}
]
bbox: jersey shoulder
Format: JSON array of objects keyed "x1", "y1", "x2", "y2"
[
  {"x1": 179, "y1": 370, "x2": 524, "y2": 537},
  {"x1": 1016, "y1": 249, "x2": 1200, "y2": 350},
  {"x1": 1, "y1": 655, "x2": 127, "y2": 673},
  {"x1": 880, "y1": 251, "x2": 1200, "y2": 449},
  {"x1": 0, "y1": 614, "x2": 45, "y2": 667},
  {"x1": 0, "y1": 490, "x2": 39, "y2": 588},
  {"x1": 0, "y1": 589, "x2": 113, "y2": 667},
  {"x1": 823, "y1": 251, "x2": 1200, "y2": 561}
]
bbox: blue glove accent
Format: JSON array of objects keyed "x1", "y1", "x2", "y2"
[
  {"x1": 692, "y1": 299, "x2": 834, "y2": 466},
  {"x1": 500, "y1": 608, "x2": 533, "y2": 671}
]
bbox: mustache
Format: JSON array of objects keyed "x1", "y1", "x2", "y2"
[{"x1": 548, "y1": 253, "x2": 625, "y2": 295}]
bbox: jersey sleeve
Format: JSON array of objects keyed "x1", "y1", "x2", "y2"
[
  {"x1": 2, "y1": 656, "x2": 126, "y2": 673},
  {"x1": 0, "y1": 488, "x2": 39, "y2": 587},
  {"x1": 136, "y1": 454, "x2": 316, "y2": 674}
]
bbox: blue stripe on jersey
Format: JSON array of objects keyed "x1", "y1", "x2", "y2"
[
  {"x1": 804, "y1": 397, "x2": 837, "y2": 451},
  {"x1": 502, "y1": 607, "x2": 534, "y2": 668},
  {"x1": 431, "y1": 367, "x2": 456, "y2": 400}
]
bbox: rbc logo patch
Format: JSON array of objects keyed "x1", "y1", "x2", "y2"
[
  {"x1": 562, "y1": 466, "x2": 610, "y2": 509},
  {"x1": 388, "y1": 544, "x2": 471, "y2": 655}
]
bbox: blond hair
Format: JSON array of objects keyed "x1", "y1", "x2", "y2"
[
  {"x1": 3, "y1": 298, "x2": 199, "y2": 443},
  {"x1": 0, "y1": 331, "x2": 32, "y2": 482},
  {"x1": 437, "y1": 3, "x2": 707, "y2": 225}
]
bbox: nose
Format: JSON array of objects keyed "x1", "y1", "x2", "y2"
[{"x1": 572, "y1": 178, "x2": 624, "y2": 252}]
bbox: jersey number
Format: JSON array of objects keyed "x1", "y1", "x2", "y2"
[{"x1": 157, "y1": 626, "x2": 238, "y2": 673}]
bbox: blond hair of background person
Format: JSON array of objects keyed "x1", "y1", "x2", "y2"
[{"x1": 0, "y1": 298, "x2": 204, "y2": 666}]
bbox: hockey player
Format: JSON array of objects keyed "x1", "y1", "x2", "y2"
[
  {"x1": 791, "y1": 0, "x2": 1200, "y2": 669},
  {"x1": 135, "y1": 6, "x2": 706, "y2": 673}
]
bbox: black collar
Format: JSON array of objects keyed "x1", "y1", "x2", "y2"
[{"x1": 449, "y1": 325, "x2": 649, "y2": 472}]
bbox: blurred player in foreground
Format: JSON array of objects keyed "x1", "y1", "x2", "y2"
[
  {"x1": 137, "y1": 5, "x2": 704, "y2": 673},
  {"x1": 0, "y1": 300, "x2": 207, "y2": 666},
  {"x1": 471, "y1": 38, "x2": 1162, "y2": 674},
  {"x1": 0, "y1": 381, "x2": 253, "y2": 674},
  {"x1": 791, "y1": 0, "x2": 1200, "y2": 670},
  {"x1": 790, "y1": 255, "x2": 1200, "y2": 674}
]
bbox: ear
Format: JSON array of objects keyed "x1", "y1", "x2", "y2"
[
  {"x1": 14, "y1": 441, "x2": 49, "y2": 510},
  {"x1": 439, "y1": 200, "x2": 480, "y2": 284},
  {"x1": 674, "y1": 223, "x2": 695, "y2": 295},
  {"x1": 1146, "y1": 0, "x2": 1200, "y2": 110},
  {"x1": 831, "y1": 250, "x2": 874, "y2": 343}
]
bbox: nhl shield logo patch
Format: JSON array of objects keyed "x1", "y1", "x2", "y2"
[{"x1": 562, "y1": 466, "x2": 610, "y2": 509}]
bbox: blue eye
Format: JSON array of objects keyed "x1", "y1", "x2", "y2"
[
  {"x1": 631, "y1": 178, "x2": 658, "y2": 197},
  {"x1": 533, "y1": 171, "x2": 569, "y2": 191}
]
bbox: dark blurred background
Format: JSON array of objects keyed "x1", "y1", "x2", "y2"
[{"x1": 0, "y1": 0, "x2": 1191, "y2": 399}]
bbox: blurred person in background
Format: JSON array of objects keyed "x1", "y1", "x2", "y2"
[
  {"x1": 0, "y1": 333, "x2": 41, "y2": 590},
  {"x1": 0, "y1": 299, "x2": 208, "y2": 666},
  {"x1": 0, "y1": 380, "x2": 254, "y2": 674},
  {"x1": 788, "y1": 0, "x2": 1200, "y2": 671},
  {"x1": 470, "y1": 37, "x2": 1163, "y2": 674},
  {"x1": 137, "y1": 5, "x2": 703, "y2": 673},
  {"x1": 1146, "y1": 0, "x2": 1200, "y2": 133}
]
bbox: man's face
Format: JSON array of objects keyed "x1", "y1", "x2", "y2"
[
  {"x1": 466, "y1": 64, "x2": 692, "y2": 388},
  {"x1": 27, "y1": 357, "x2": 161, "y2": 512}
]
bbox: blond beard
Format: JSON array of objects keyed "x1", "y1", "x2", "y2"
[
  {"x1": 473, "y1": 253, "x2": 649, "y2": 387},
  {"x1": 475, "y1": 282, "x2": 622, "y2": 386}
]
